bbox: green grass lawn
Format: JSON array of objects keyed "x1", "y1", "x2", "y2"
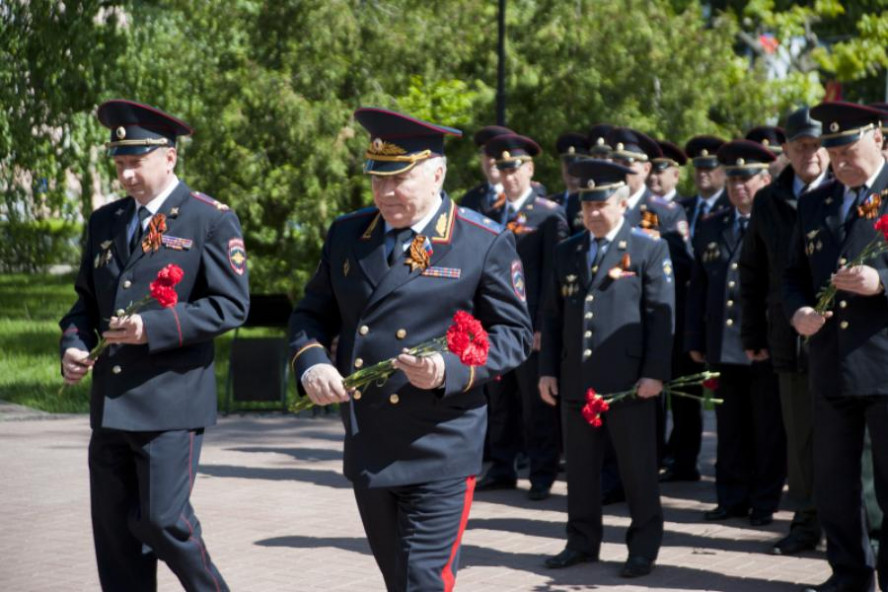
[{"x1": 0, "y1": 273, "x2": 295, "y2": 414}]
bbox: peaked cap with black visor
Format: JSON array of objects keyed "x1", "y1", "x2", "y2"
[
  {"x1": 717, "y1": 139, "x2": 776, "y2": 177},
  {"x1": 606, "y1": 127, "x2": 662, "y2": 163},
  {"x1": 355, "y1": 107, "x2": 462, "y2": 176},
  {"x1": 652, "y1": 140, "x2": 688, "y2": 172},
  {"x1": 745, "y1": 126, "x2": 786, "y2": 155},
  {"x1": 811, "y1": 101, "x2": 885, "y2": 149},
  {"x1": 684, "y1": 135, "x2": 726, "y2": 169},
  {"x1": 98, "y1": 99, "x2": 193, "y2": 156},
  {"x1": 485, "y1": 134, "x2": 542, "y2": 170},
  {"x1": 568, "y1": 159, "x2": 637, "y2": 202}
]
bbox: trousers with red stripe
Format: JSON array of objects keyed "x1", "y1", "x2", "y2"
[
  {"x1": 89, "y1": 428, "x2": 228, "y2": 592},
  {"x1": 354, "y1": 476, "x2": 475, "y2": 592}
]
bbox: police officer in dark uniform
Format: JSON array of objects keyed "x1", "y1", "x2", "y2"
[
  {"x1": 739, "y1": 106, "x2": 829, "y2": 555},
  {"x1": 546, "y1": 131, "x2": 591, "y2": 207},
  {"x1": 784, "y1": 101, "x2": 888, "y2": 592},
  {"x1": 475, "y1": 134, "x2": 568, "y2": 500},
  {"x1": 60, "y1": 100, "x2": 250, "y2": 592},
  {"x1": 539, "y1": 159, "x2": 674, "y2": 578},
  {"x1": 459, "y1": 125, "x2": 514, "y2": 214},
  {"x1": 648, "y1": 140, "x2": 688, "y2": 203},
  {"x1": 288, "y1": 107, "x2": 533, "y2": 592},
  {"x1": 564, "y1": 123, "x2": 614, "y2": 235},
  {"x1": 687, "y1": 140, "x2": 786, "y2": 526},
  {"x1": 681, "y1": 135, "x2": 731, "y2": 240}
]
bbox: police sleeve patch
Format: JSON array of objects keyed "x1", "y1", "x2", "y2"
[
  {"x1": 228, "y1": 238, "x2": 247, "y2": 275},
  {"x1": 511, "y1": 259, "x2": 527, "y2": 302}
]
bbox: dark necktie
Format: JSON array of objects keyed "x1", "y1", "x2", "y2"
[
  {"x1": 736, "y1": 216, "x2": 748, "y2": 239},
  {"x1": 130, "y1": 206, "x2": 151, "y2": 254},
  {"x1": 844, "y1": 186, "x2": 864, "y2": 224},
  {"x1": 591, "y1": 237, "x2": 608, "y2": 273},
  {"x1": 387, "y1": 227, "x2": 414, "y2": 266}
]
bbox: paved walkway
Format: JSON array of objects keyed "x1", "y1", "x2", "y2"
[{"x1": 1, "y1": 409, "x2": 837, "y2": 591}]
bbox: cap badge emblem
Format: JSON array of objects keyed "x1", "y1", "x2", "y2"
[
  {"x1": 115, "y1": 126, "x2": 126, "y2": 139},
  {"x1": 762, "y1": 139, "x2": 770, "y2": 146},
  {"x1": 736, "y1": 158, "x2": 745, "y2": 166},
  {"x1": 587, "y1": 179, "x2": 596, "y2": 189},
  {"x1": 502, "y1": 150, "x2": 511, "y2": 160},
  {"x1": 830, "y1": 122, "x2": 839, "y2": 132},
  {"x1": 568, "y1": 146, "x2": 575, "y2": 154},
  {"x1": 596, "y1": 137, "x2": 605, "y2": 146},
  {"x1": 616, "y1": 142, "x2": 624, "y2": 151}
]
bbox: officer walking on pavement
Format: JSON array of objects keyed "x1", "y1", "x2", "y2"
[
  {"x1": 59, "y1": 99, "x2": 250, "y2": 592},
  {"x1": 539, "y1": 159, "x2": 675, "y2": 578},
  {"x1": 784, "y1": 101, "x2": 888, "y2": 592},
  {"x1": 687, "y1": 140, "x2": 786, "y2": 527},
  {"x1": 288, "y1": 107, "x2": 533, "y2": 592},
  {"x1": 739, "y1": 106, "x2": 829, "y2": 555},
  {"x1": 475, "y1": 134, "x2": 568, "y2": 501}
]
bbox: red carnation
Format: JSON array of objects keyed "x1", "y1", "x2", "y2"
[
  {"x1": 702, "y1": 378, "x2": 720, "y2": 391},
  {"x1": 446, "y1": 311, "x2": 489, "y2": 366},
  {"x1": 581, "y1": 387, "x2": 610, "y2": 428},
  {"x1": 154, "y1": 263, "x2": 185, "y2": 287},
  {"x1": 149, "y1": 264, "x2": 184, "y2": 308},
  {"x1": 875, "y1": 214, "x2": 888, "y2": 241}
]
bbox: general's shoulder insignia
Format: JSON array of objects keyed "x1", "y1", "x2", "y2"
[
  {"x1": 511, "y1": 260, "x2": 527, "y2": 302},
  {"x1": 228, "y1": 238, "x2": 247, "y2": 275}
]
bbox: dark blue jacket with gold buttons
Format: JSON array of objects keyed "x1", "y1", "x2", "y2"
[
  {"x1": 784, "y1": 165, "x2": 888, "y2": 398},
  {"x1": 540, "y1": 222, "x2": 674, "y2": 401},
  {"x1": 288, "y1": 194, "x2": 533, "y2": 488},
  {"x1": 59, "y1": 182, "x2": 251, "y2": 431},
  {"x1": 686, "y1": 207, "x2": 748, "y2": 366}
]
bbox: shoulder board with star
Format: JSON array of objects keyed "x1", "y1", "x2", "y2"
[
  {"x1": 650, "y1": 195, "x2": 677, "y2": 209},
  {"x1": 457, "y1": 206, "x2": 502, "y2": 234},
  {"x1": 190, "y1": 191, "x2": 230, "y2": 211},
  {"x1": 630, "y1": 227, "x2": 661, "y2": 241},
  {"x1": 533, "y1": 197, "x2": 560, "y2": 210}
]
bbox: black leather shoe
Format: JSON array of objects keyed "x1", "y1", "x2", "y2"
[
  {"x1": 659, "y1": 467, "x2": 701, "y2": 482},
  {"x1": 544, "y1": 548, "x2": 597, "y2": 569},
  {"x1": 800, "y1": 574, "x2": 865, "y2": 592},
  {"x1": 528, "y1": 485, "x2": 551, "y2": 501},
  {"x1": 749, "y1": 510, "x2": 774, "y2": 526},
  {"x1": 602, "y1": 489, "x2": 626, "y2": 505},
  {"x1": 476, "y1": 475, "x2": 517, "y2": 491},
  {"x1": 620, "y1": 555, "x2": 654, "y2": 578},
  {"x1": 772, "y1": 533, "x2": 818, "y2": 555},
  {"x1": 704, "y1": 505, "x2": 748, "y2": 521}
]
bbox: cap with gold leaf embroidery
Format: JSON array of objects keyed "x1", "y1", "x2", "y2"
[{"x1": 354, "y1": 107, "x2": 462, "y2": 176}]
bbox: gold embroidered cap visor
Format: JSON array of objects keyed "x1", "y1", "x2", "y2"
[
  {"x1": 568, "y1": 159, "x2": 636, "y2": 202},
  {"x1": 355, "y1": 107, "x2": 462, "y2": 176},
  {"x1": 811, "y1": 101, "x2": 885, "y2": 149},
  {"x1": 97, "y1": 99, "x2": 192, "y2": 156}
]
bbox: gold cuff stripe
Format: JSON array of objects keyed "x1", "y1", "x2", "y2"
[
  {"x1": 104, "y1": 138, "x2": 171, "y2": 148},
  {"x1": 365, "y1": 149, "x2": 432, "y2": 163},
  {"x1": 291, "y1": 342, "x2": 324, "y2": 369},
  {"x1": 462, "y1": 366, "x2": 476, "y2": 393}
]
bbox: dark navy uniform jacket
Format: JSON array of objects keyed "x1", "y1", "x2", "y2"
[
  {"x1": 59, "y1": 181, "x2": 251, "y2": 431},
  {"x1": 487, "y1": 196, "x2": 569, "y2": 329},
  {"x1": 680, "y1": 191, "x2": 731, "y2": 239},
  {"x1": 289, "y1": 195, "x2": 534, "y2": 488},
  {"x1": 784, "y1": 164, "x2": 888, "y2": 397},
  {"x1": 540, "y1": 222, "x2": 675, "y2": 401},
  {"x1": 460, "y1": 182, "x2": 498, "y2": 215},
  {"x1": 686, "y1": 208, "x2": 749, "y2": 366}
]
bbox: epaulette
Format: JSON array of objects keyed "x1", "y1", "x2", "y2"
[
  {"x1": 190, "y1": 191, "x2": 230, "y2": 211},
  {"x1": 631, "y1": 227, "x2": 661, "y2": 241},
  {"x1": 457, "y1": 206, "x2": 502, "y2": 234},
  {"x1": 650, "y1": 195, "x2": 677, "y2": 209},
  {"x1": 337, "y1": 206, "x2": 378, "y2": 221},
  {"x1": 534, "y1": 197, "x2": 559, "y2": 210}
]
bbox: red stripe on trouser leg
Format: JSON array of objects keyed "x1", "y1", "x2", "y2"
[{"x1": 441, "y1": 475, "x2": 476, "y2": 592}]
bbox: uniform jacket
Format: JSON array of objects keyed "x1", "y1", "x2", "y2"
[
  {"x1": 59, "y1": 182, "x2": 250, "y2": 431},
  {"x1": 738, "y1": 167, "x2": 805, "y2": 371},
  {"x1": 540, "y1": 221, "x2": 675, "y2": 402},
  {"x1": 487, "y1": 196, "x2": 569, "y2": 329},
  {"x1": 783, "y1": 164, "x2": 888, "y2": 398},
  {"x1": 288, "y1": 194, "x2": 534, "y2": 488},
  {"x1": 679, "y1": 190, "x2": 731, "y2": 239},
  {"x1": 686, "y1": 207, "x2": 750, "y2": 366},
  {"x1": 459, "y1": 182, "x2": 498, "y2": 215}
]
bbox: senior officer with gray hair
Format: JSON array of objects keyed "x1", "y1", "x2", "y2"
[
  {"x1": 539, "y1": 159, "x2": 674, "y2": 578},
  {"x1": 288, "y1": 107, "x2": 533, "y2": 592},
  {"x1": 60, "y1": 100, "x2": 249, "y2": 591},
  {"x1": 785, "y1": 101, "x2": 888, "y2": 592}
]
